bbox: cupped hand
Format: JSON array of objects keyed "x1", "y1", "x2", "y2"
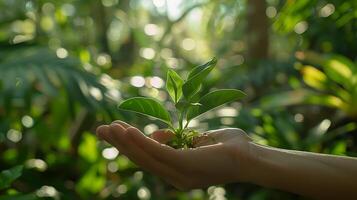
[{"x1": 96, "y1": 121, "x2": 255, "y2": 190}]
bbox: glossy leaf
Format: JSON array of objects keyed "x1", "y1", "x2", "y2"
[
  {"x1": 182, "y1": 58, "x2": 217, "y2": 100},
  {"x1": 187, "y1": 89, "x2": 246, "y2": 120},
  {"x1": 166, "y1": 69, "x2": 183, "y2": 103},
  {"x1": 0, "y1": 165, "x2": 23, "y2": 189},
  {"x1": 118, "y1": 97, "x2": 172, "y2": 125},
  {"x1": 187, "y1": 57, "x2": 217, "y2": 79}
]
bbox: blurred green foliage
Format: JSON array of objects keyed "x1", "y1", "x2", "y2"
[{"x1": 0, "y1": 0, "x2": 356, "y2": 199}]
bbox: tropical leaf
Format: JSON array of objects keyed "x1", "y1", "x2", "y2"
[
  {"x1": 260, "y1": 89, "x2": 350, "y2": 114},
  {"x1": 0, "y1": 47, "x2": 111, "y2": 113},
  {"x1": 118, "y1": 97, "x2": 172, "y2": 125}
]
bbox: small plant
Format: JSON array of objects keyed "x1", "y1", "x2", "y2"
[{"x1": 118, "y1": 58, "x2": 246, "y2": 148}]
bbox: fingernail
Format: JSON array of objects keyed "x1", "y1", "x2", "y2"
[{"x1": 96, "y1": 125, "x2": 109, "y2": 140}]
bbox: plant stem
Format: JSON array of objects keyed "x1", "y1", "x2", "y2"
[
  {"x1": 183, "y1": 119, "x2": 190, "y2": 130},
  {"x1": 178, "y1": 112, "x2": 183, "y2": 131}
]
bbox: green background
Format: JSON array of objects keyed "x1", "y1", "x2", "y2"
[{"x1": 0, "y1": 0, "x2": 356, "y2": 199}]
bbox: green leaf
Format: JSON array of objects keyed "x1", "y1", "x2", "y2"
[
  {"x1": 305, "y1": 95, "x2": 346, "y2": 110},
  {"x1": 0, "y1": 47, "x2": 109, "y2": 114},
  {"x1": 187, "y1": 89, "x2": 246, "y2": 120},
  {"x1": 118, "y1": 97, "x2": 172, "y2": 125},
  {"x1": 0, "y1": 165, "x2": 23, "y2": 189},
  {"x1": 323, "y1": 55, "x2": 355, "y2": 88},
  {"x1": 301, "y1": 66, "x2": 327, "y2": 90},
  {"x1": 260, "y1": 89, "x2": 311, "y2": 109},
  {"x1": 166, "y1": 69, "x2": 183, "y2": 103},
  {"x1": 182, "y1": 58, "x2": 217, "y2": 100},
  {"x1": 175, "y1": 100, "x2": 201, "y2": 112},
  {"x1": 187, "y1": 57, "x2": 217, "y2": 79}
]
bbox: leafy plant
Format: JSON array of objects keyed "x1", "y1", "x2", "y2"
[
  {"x1": 118, "y1": 58, "x2": 246, "y2": 148},
  {"x1": 298, "y1": 51, "x2": 357, "y2": 119},
  {"x1": 0, "y1": 47, "x2": 112, "y2": 115},
  {"x1": 261, "y1": 52, "x2": 357, "y2": 119}
]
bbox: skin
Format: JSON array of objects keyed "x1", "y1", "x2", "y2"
[{"x1": 96, "y1": 120, "x2": 357, "y2": 199}]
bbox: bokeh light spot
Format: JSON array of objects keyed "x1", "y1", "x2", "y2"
[
  {"x1": 102, "y1": 147, "x2": 119, "y2": 160},
  {"x1": 21, "y1": 115, "x2": 34, "y2": 128},
  {"x1": 26, "y1": 159, "x2": 48, "y2": 172},
  {"x1": 143, "y1": 124, "x2": 159, "y2": 135},
  {"x1": 319, "y1": 4, "x2": 335, "y2": 17},
  {"x1": 266, "y1": 6, "x2": 277, "y2": 18},
  {"x1": 36, "y1": 186, "x2": 58, "y2": 198},
  {"x1": 217, "y1": 107, "x2": 237, "y2": 117},
  {"x1": 294, "y1": 113, "x2": 304, "y2": 123},
  {"x1": 107, "y1": 161, "x2": 118, "y2": 172},
  {"x1": 294, "y1": 21, "x2": 308, "y2": 34},
  {"x1": 7, "y1": 129, "x2": 22, "y2": 143},
  {"x1": 137, "y1": 186, "x2": 151, "y2": 200},
  {"x1": 90, "y1": 87, "x2": 103, "y2": 101},
  {"x1": 153, "y1": 0, "x2": 165, "y2": 8},
  {"x1": 102, "y1": 0, "x2": 118, "y2": 7},
  {"x1": 150, "y1": 76, "x2": 164, "y2": 88},
  {"x1": 182, "y1": 38, "x2": 196, "y2": 51},
  {"x1": 140, "y1": 48, "x2": 155, "y2": 60},
  {"x1": 56, "y1": 48, "x2": 68, "y2": 58},
  {"x1": 130, "y1": 76, "x2": 145, "y2": 87},
  {"x1": 144, "y1": 24, "x2": 159, "y2": 36},
  {"x1": 116, "y1": 184, "x2": 128, "y2": 194}
]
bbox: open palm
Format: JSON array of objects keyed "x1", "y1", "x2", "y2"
[{"x1": 96, "y1": 121, "x2": 254, "y2": 190}]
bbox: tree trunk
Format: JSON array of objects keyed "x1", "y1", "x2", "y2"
[{"x1": 246, "y1": 0, "x2": 269, "y2": 61}]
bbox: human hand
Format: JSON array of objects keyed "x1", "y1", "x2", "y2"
[{"x1": 96, "y1": 121, "x2": 255, "y2": 190}]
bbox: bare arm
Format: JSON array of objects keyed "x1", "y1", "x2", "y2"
[
  {"x1": 248, "y1": 143, "x2": 357, "y2": 199},
  {"x1": 96, "y1": 121, "x2": 357, "y2": 199}
]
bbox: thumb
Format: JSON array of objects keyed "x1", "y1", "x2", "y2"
[{"x1": 151, "y1": 129, "x2": 175, "y2": 144}]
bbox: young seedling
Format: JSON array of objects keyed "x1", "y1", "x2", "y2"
[{"x1": 118, "y1": 58, "x2": 246, "y2": 148}]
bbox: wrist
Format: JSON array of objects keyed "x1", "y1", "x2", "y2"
[
  {"x1": 243, "y1": 142, "x2": 296, "y2": 190},
  {"x1": 231, "y1": 141, "x2": 261, "y2": 183},
  {"x1": 237, "y1": 142, "x2": 279, "y2": 186}
]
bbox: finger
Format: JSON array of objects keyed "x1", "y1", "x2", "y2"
[
  {"x1": 151, "y1": 129, "x2": 175, "y2": 144},
  {"x1": 109, "y1": 123, "x2": 185, "y2": 185},
  {"x1": 126, "y1": 127, "x2": 185, "y2": 168},
  {"x1": 112, "y1": 120, "x2": 132, "y2": 129},
  {"x1": 192, "y1": 135, "x2": 217, "y2": 147},
  {"x1": 192, "y1": 129, "x2": 235, "y2": 147},
  {"x1": 96, "y1": 125, "x2": 117, "y2": 145},
  {"x1": 108, "y1": 123, "x2": 131, "y2": 150},
  {"x1": 208, "y1": 128, "x2": 252, "y2": 142},
  {"x1": 96, "y1": 125, "x2": 109, "y2": 140}
]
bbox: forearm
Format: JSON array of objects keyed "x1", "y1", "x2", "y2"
[{"x1": 246, "y1": 142, "x2": 357, "y2": 199}]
